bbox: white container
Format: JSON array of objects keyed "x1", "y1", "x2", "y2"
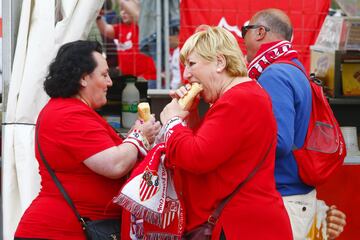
[
  {"x1": 122, "y1": 79, "x2": 140, "y2": 129},
  {"x1": 340, "y1": 126, "x2": 360, "y2": 155}
]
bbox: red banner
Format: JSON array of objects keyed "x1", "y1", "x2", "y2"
[{"x1": 179, "y1": 0, "x2": 329, "y2": 71}]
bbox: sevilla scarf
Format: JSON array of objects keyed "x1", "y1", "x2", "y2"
[
  {"x1": 247, "y1": 40, "x2": 298, "y2": 80},
  {"x1": 113, "y1": 142, "x2": 185, "y2": 240}
]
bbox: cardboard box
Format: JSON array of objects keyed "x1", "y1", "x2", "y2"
[
  {"x1": 310, "y1": 46, "x2": 360, "y2": 97},
  {"x1": 310, "y1": 46, "x2": 337, "y2": 97},
  {"x1": 315, "y1": 16, "x2": 360, "y2": 51},
  {"x1": 342, "y1": 63, "x2": 360, "y2": 96}
]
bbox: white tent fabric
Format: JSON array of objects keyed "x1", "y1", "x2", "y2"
[{"x1": 2, "y1": 0, "x2": 104, "y2": 239}]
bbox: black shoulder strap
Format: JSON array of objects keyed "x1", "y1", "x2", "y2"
[
  {"x1": 36, "y1": 119, "x2": 87, "y2": 229},
  {"x1": 207, "y1": 137, "x2": 276, "y2": 225}
]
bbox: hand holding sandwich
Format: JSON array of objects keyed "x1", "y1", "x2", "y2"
[
  {"x1": 171, "y1": 83, "x2": 202, "y2": 111},
  {"x1": 160, "y1": 83, "x2": 203, "y2": 125},
  {"x1": 130, "y1": 102, "x2": 161, "y2": 145}
]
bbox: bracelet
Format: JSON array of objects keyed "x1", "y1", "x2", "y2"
[
  {"x1": 123, "y1": 129, "x2": 150, "y2": 157},
  {"x1": 163, "y1": 116, "x2": 184, "y2": 144}
]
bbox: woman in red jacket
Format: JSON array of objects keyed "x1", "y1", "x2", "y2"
[{"x1": 160, "y1": 26, "x2": 293, "y2": 239}]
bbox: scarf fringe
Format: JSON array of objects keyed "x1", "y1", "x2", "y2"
[
  {"x1": 113, "y1": 193, "x2": 162, "y2": 227},
  {"x1": 144, "y1": 232, "x2": 182, "y2": 240}
]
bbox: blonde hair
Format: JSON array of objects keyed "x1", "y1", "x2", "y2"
[{"x1": 180, "y1": 26, "x2": 248, "y2": 77}]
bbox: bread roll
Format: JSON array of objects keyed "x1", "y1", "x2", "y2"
[
  {"x1": 178, "y1": 83, "x2": 203, "y2": 111},
  {"x1": 138, "y1": 102, "x2": 151, "y2": 122}
]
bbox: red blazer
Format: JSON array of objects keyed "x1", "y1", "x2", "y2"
[{"x1": 166, "y1": 81, "x2": 293, "y2": 239}]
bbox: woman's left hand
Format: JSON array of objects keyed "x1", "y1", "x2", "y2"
[{"x1": 134, "y1": 115, "x2": 161, "y2": 144}]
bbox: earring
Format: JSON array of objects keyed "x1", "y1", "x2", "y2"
[
  {"x1": 216, "y1": 68, "x2": 221, "y2": 72},
  {"x1": 81, "y1": 80, "x2": 87, "y2": 87}
]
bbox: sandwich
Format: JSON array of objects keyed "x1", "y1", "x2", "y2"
[
  {"x1": 138, "y1": 102, "x2": 151, "y2": 122},
  {"x1": 178, "y1": 83, "x2": 203, "y2": 111}
]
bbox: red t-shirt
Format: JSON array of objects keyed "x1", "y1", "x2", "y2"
[
  {"x1": 166, "y1": 81, "x2": 293, "y2": 239},
  {"x1": 15, "y1": 98, "x2": 124, "y2": 240},
  {"x1": 113, "y1": 23, "x2": 156, "y2": 80}
]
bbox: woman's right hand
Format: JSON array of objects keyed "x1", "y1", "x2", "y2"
[
  {"x1": 133, "y1": 115, "x2": 161, "y2": 145},
  {"x1": 170, "y1": 84, "x2": 200, "y2": 111},
  {"x1": 169, "y1": 83, "x2": 191, "y2": 99},
  {"x1": 160, "y1": 98, "x2": 188, "y2": 125},
  {"x1": 168, "y1": 84, "x2": 201, "y2": 128}
]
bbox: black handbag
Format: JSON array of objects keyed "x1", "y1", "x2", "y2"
[
  {"x1": 36, "y1": 121, "x2": 120, "y2": 240},
  {"x1": 83, "y1": 218, "x2": 120, "y2": 240},
  {"x1": 182, "y1": 138, "x2": 275, "y2": 240},
  {"x1": 182, "y1": 222, "x2": 213, "y2": 240}
]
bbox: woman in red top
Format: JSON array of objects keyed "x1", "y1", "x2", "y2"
[
  {"x1": 14, "y1": 40, "x2": 161, "y2": 239},
  {"x1": 160, "y1": 27, "x2": 293, "y2": 239},
  {"x1": 96, "y1": 4, "x2": 157, "y2": 81}
]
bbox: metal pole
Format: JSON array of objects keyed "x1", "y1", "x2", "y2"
[
  {"x1": 2, "y1": 0, "x2": 22, "y2": 111},
  {"x1": 2, "y1": 1, "x2": 23, "y2": 238},
  {"x1": 163, "y1": 0, "x2": 170, "y2": 89},
  {"x1": 155, "y1": 0, "x2": 162, "y2": 89}
]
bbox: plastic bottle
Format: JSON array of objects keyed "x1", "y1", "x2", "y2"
[{"x1": 121, "y1": 77, "x2": 140, "y2": 129}]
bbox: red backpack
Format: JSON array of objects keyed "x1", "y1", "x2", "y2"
[{"x1": 275, "y1": 60, "x2": 346, "y2": 186}]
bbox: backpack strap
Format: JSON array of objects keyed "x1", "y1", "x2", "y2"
[
  {"x1": 272, "y1": 60, "x2": 312, "y2": 152},
  {"x1": 274, "y1": 60, "x2": 323, "y2": 86},
  {"x1": 274, "y1": 60, "x2": 306, "y2": 75}
]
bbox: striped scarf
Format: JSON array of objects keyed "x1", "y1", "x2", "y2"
[
  {"x1": 248, "y1": 40, "x2": 298, "y2": 80},
  {"x1": 113, "y1": 143, "x2": 185, "y2": 240}
]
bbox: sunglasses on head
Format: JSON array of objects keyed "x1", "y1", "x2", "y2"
[{"x1": 241, "y1": 25, "x2": 270, "y2": 38}]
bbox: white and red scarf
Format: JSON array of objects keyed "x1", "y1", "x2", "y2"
[
  {"x1": 113, "y1": 141, "x2": 185, "y2": 240},
  {"x1": 248, "y1": 40, "x2": 298, "y2": 80}
]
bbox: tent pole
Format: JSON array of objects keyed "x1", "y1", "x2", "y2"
[{"x1": 1, "y1": 0, "x2": 23, "y2": 237}]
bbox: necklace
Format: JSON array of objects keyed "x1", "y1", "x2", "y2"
[{"x1": 220, "y1": 77, "x2": 237, "y2": 96}]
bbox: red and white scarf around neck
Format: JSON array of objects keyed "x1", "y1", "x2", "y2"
[{"x1": 247, "y1": 40, "x2": 298, "y2": 80}]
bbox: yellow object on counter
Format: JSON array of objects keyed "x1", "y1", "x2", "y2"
[{"x1": 342, "y1": 63, "x2": 360, "y2": 96}]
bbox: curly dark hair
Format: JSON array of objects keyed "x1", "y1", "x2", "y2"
[{"x1": 44, "y1": 40, "x2": 103, "y2": 98}]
